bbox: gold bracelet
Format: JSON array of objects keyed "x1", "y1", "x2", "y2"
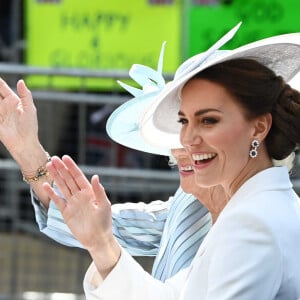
[{"x1": 22, "y1": 152, "x2": 52, "y2": 184}]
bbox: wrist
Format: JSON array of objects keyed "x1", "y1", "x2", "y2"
[
  {"x1": 22, "y1": 152, "x2": 51, "y2": 184},
  {"x1": 13, "y1": 142, "x2": 49, "y2": 175},
  {"x1": 88, "y1": 236, "x2": 121, "y2": 278},
  {"x1": 11, "y1": 141, "x2": 53, "y2": 208}
]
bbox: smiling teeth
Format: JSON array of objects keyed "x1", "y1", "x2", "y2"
[
  {"x1": 180, "y1": 165, "x2": 194, "y2": 171},
  {"x1": 192, "y1": 153, "x2": 216, "y2": 161}
]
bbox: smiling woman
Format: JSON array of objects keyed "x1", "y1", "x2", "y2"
[{"x1": 62, "y1": 24, "x2": 299, "y2": 299}]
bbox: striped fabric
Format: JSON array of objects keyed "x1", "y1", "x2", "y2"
[
  {"x1": 31, "y1": 186, "x2": 212, "y2": 281},
  {"x1": 151, "y1": 188, "x2": 211, "y2": 281},
  {"x1": 112, "y1": 200, "x2": 171, "y2": 256}
]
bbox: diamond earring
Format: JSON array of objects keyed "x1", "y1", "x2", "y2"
[{"x1": 249, "y1": 139, "x2": 260, "y2": 158}]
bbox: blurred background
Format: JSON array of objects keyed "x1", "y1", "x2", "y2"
[{"x1": 0, "y1": 0, "x2": 299, "y2": 299}]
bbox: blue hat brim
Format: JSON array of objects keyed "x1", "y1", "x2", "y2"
[{"x1": 106, "y1": 91, "x2": 171, "y2": 156}]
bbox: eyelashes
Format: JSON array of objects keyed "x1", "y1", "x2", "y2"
[
  {"x1": 177, "y1": 118, "x2": 187, "y2": 125},
  {"x1": 177, "y1": 117, "x2": 219, "y2": 126},
  {"x1": 202, "y1": 117, "x2": 218, "y2": 124}
]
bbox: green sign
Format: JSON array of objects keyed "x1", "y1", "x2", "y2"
[
  {"x1": 25, "y1": 0, "x2": 181, "y2": 90},
  {"x1": 25, "y1": 0, "x2": 300, "y2": 89},
  {"x1": 186, "y1": 0, "x2": 300, "y2": 58}
]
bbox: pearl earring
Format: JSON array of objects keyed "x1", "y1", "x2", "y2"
[{"x1": 249, "y1": 139, "x2": 260, "y2": 158}]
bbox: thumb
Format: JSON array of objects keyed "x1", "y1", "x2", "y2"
[
  {"x1": 43, "y1": 182, "x2": 67, "y2": 213},
  {"x1": 16, "y1": 79, "x2": 34, "y2": 108},
  {"x1": 91, "y1": 175, "x2": 111, "y2": 206}
]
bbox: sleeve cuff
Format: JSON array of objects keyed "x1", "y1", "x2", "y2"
[{"x1": 83, "y1": 249, "x2": 147, "y2": 298}]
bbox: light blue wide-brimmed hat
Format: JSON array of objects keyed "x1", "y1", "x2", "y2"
[
  {"x1": 140, "y1": 22, "x2": 300, "y2": 150},
  {"x1": 106, "y1": 42, "x2": 171, "y2": 156}
]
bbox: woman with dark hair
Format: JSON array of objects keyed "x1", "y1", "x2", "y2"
[
  {"x1": 18, "y1": 24, "x2": 300, "y2": 299},
  {"x1": 191, "y1": 58, "x2": 299, "y2": 161}
]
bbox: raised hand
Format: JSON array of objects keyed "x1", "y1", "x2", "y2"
[
  {"x1": 43, "y1": 155, "x2": 121, "y2": 276},
  {"x1": 0, "y1": 78, "x2": 53, "y2": 206},
  {"x1": 0, "y1": 78, "x2": 39, "y2": 156}
]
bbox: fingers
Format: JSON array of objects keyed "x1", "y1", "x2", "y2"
[
  {"x1": 91, "y1": 175, "x2": 105, "y2": 200},
  {"x1": 61, "y1": 155, "x2": 91, "y2": 190},
  {"x1": 17, "y1": 80, "x2": 34, "y2": 105},
  {"x1": 42, "y1": 182, "x2": 67, "y2": 212},
  {"x1": 91, "y1": 175, "x2": 102, "y2": 195},
  {"x1": 46, "y1": 157, "x2": 72, "y2": 199},
  {"x1": 0, "y1": 78, "x2": 32, "y2": 105},
  {"x1": 0, "y1": 77, "x2": 15, "y2": 98},
  {"x1": 0, "y1": 78, "x2": 22, "y2": 114},
  {"x1": 91, "y1": 175, "x2": 112, "y2": 210},
  {"x1": 46, "y1": 155, "x2": 91, "y2": 197}
]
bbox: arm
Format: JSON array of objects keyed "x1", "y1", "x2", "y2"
[
  {"x1": 84, "y1": 248, "x2": 185, "y2": 300},
  {"x1": 0, "y1": 78, "x2": 52, "y2": 207}
]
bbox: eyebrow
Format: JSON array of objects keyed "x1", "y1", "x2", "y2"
[{"x1": 178, "y1": 108, "x2": 221, "y2": 116}]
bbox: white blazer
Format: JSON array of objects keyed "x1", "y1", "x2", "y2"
[{"x1": 84, "y1": 167, "x2": 300, "y2": 300}]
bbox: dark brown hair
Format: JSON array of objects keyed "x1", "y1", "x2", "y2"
[{"x1": 192, "y1": 58, "x2": 300, "y2": 160}]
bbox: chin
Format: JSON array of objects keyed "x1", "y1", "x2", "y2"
[{"x1": 195, "y1": 175, "x2": 216, "y2": 189}]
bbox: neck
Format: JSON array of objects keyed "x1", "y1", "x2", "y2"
[
  {"x1": 195, "y1": 154, "x2": 273, "y2": 223},
  {"x1": 226, "y1": 155, "x2": 273, "y2": 198},
  {"x1": 195, "y1": 184, "x2": 230, "y2": 224}
]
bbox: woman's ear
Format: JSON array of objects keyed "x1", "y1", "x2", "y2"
[{"x1": 252, "y1": 113, "x2": 272, "y2": 140}]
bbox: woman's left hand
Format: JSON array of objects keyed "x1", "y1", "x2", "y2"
[{"x1": 43, "y1": 155, "x2": 118, "y2": 254}]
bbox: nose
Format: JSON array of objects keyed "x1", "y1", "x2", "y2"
[{"x1": 180, "y1": 124, "x2": 202, "y2": 151}]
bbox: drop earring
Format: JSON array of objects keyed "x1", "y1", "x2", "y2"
[{"x1": 249, "y1": 139, "x2": 260, "y2": 158}]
